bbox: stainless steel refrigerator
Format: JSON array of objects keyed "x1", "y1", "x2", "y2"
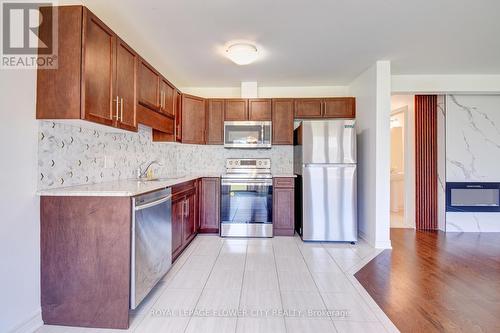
[{"x1": 294, "y1": 119, "x2": 357, "y2": 242}]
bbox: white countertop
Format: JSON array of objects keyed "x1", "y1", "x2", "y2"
[
  {"x1": 37, "y1": 174, "x2": 220, "y2": 197},
  {"x1": 37, "y1": 173, "x2": 297, "y2": 197}
]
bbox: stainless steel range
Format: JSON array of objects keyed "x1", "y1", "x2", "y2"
[{"x1": 220, "y1": 158, "x2": 273, "y2": 237}]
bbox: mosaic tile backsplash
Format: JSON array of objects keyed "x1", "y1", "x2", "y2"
[{"x1": 38, "y1": 121, "x2": 293, "y2": 189}]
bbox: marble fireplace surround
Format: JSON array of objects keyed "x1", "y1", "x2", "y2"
[
  {"x1": 38, "y1": 121, "x2": 293, "y2": 190},
  {"x1": 445, "y1": 94, "x2": 500, "y2": 232}
]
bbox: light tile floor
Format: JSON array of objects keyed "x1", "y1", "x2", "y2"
[{"x1": 36, "y1": 235, "x2": 400, "y2": 333}]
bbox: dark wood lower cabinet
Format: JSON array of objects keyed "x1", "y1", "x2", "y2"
[
  {"x1": 171, "y1": 195, "x2": 185, "y2": 257},
  {"x1": 40, "y1": 196, "x2": 131, "y2": 329},
  {"x1": 273, "y1": 177, "x2": 295, "y2": 236},
  {"x1": 172, "y1": 180, "x2": 199, "y2": 261},
  {"x1": 199, "y1": 178, "x2": 220, "y2": 233}
]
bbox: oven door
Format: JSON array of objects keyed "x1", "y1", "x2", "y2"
[
  {"x1": 221, "y1": 178, "x2": 273, "y2": 237},
  {"x1": 224, "y1": 121, "x2": 272, "y2": 148}
]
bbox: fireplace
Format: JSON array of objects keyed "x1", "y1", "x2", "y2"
[{"x1": 446, "y1": 182, "x2": 500, "y2": 212}]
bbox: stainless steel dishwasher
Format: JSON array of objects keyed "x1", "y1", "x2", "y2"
[{"x1": 130, "y1": 188, "x2": 172, "y2": 309}]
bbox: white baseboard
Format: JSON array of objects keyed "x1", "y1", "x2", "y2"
[
  {"x1": 374, "y1": 239, "x2": 392, "y2": 249},
  {"x1": 8, "y1": 310, "x2": 43, "y2": 333},
  {"x1": 358, "y1": 230, "x2": 372, "y2": 246},
  {"x1": 359, "y1": 230, "x2": 392, "y2": 249}
]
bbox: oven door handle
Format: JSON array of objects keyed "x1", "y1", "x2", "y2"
[{"x1": 221, "y1": 179, "x2": 273, "y2": 186}]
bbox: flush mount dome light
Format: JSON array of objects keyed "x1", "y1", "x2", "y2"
[{"x1": 225, "y1": 42, "x2": 258, "y2": 65}]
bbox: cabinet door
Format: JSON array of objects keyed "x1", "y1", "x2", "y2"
[
  {"x1": 224, "y1": 99, "x2": 248, "y2": 121},
  {"x1": 183, "y1": 191, "x2": 197, "y2": 243},
  {"x1": 82, "y1": 9, "x2": 115, "y2": 126},
  {"x1": 294, "y1": 99, "x2": 323, "y2": 118},
  {"x1": 182, "y1": 95, "x2": 206, "y2": 144},
  {"x1": 138, "y1": 60, "x2": 160, "y2": 111},
  {"x1": 175, "y1": 90, "x2": 182, "y2": 142},
  {"x1": 199, "y1": 178, "x2": 220, "y2": 233},
  {"x1": 206, "y1": 99, "x2": 224, "y2": 144},
  {"x1": 171, "y1": 196, "x2": 184, "y2": 259},
  {"x1": 323, "y1": 98, "x2": 355, "y2": 118},
  {"x1": 115, "y1": 38, "x2": 137, "y2": 131},
  {"x1": 160, "y1": 79, "x2": 175, "y2": 117},
  {"x1": 272, "y1": 99, "x2": 294, "y2": 145},
  {"x1": 273, "y1": 180, "x2": 295, "y2": 236},
  {"x1": 248, "y1": 99, "x2": 272, "y2": 121}
]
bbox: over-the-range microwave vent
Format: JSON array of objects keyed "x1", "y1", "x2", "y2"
[{"x1": 224, "y1": 121, "x2": 272, "y2": 149}]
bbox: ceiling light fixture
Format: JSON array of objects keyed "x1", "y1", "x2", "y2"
[{"x1": 225, "y1": 42, "x2": 258, "y2": 65}]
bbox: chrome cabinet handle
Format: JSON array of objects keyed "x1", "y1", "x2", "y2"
[
  {"x1": 120, "y1": 97, "x2": 124, "y2": 122},
  {"x1": 113, "y1": 96, "x2": 119, "y2": 120}
]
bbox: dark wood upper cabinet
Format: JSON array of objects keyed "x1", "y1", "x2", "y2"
[
  {"x1": 160, "y1": 79, "x2": 175, "y2": 117},
  {"x1": 294, "y1": 99, "x2": 323, "y2": 118},
  {"x1": 182, "y1": 94, "x2": 206, "y2": 144},
  {"x1": 37, "y1": 6, "x2": 138, "y2": 132},
  {"x1": 82, "y1": 9, "x2": 115, "y2": 126},
  {"x1": 206, "y1": 99, "x2": 224, "y2": 144},
  {"x1": 137, "y1": 59, "x2": 160, "y2": 111},
  {"x1": 294, "y1": 98, "x2": 356, "y2": 119},
  {"x1": 175, "y1": 90, "x2": 182, "y2": 142},
  {"x1": 248, "y1": 99, "x2": 272, "y2": 120},
  {"x1": 323, "y1": 97, "x2": 356, "y2": 118},
  {"x1": 115, "y1": 38, "x2": 137, "y2": 131},
  {"x1": 272, "y1": 99, "x2": 294, "y2": 145},
  {"x1": 224, "y1": 99, "x2": 248, "y2": 121},
  {"x1": 199, "y1": 178, "x2": 220, "y2": 233}
]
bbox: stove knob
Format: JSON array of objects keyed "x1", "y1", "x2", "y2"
[
  {"x1": 229, "y1": 161, "x2": 233, "y2": 165},
  {"x1": 258, "y1": 161, "x2": 262, "y2": 165}
]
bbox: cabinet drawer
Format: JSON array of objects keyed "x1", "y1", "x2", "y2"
[{"x1": 273, "y1": 177, "x2": 295, "y2": 188}]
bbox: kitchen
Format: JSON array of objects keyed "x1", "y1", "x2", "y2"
[
  {"x1": 33, "y1": 5, "x2": 365, "y2": 332},
  {"x1": 4, "y1": 1, "x2": 499, "y2": 333}
]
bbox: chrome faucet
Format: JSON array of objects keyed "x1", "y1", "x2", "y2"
[{"x1": 136, "y1": 160, "x2": 162, "y2": 179}]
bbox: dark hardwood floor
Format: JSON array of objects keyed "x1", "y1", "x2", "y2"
[{"x1": 355, "y1": 229, "x2": 500, "y2": 333}]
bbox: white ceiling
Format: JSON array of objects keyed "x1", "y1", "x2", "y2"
[{"x1": 83, "y1": 0, "x2": 500, "y2": 87}]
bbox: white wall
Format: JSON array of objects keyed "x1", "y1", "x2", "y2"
[
  {"x1": 392, "y1": 75, "x2": 500, "y2": 94},
  {"x1": 348, "y1": 61, "x2": 392, "y2": 249},
  {"x1": 0, "y1": 70, "x2": 42, "y2": 332},
  {"x1": 180, "y1": 85, "x2": 349, "y2": 98}
]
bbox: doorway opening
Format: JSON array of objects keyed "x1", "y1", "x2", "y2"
[
  {"x1": 390, "y1": 95, "x2": 415, "y2": 229},
  {"x1": 390, "y1": 107, "x2": 406, "y2": 227}
]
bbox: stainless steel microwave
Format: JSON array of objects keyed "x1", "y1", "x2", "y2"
[{"x1": 224, "y1": 121, "x2": 272, "y2": 148}]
